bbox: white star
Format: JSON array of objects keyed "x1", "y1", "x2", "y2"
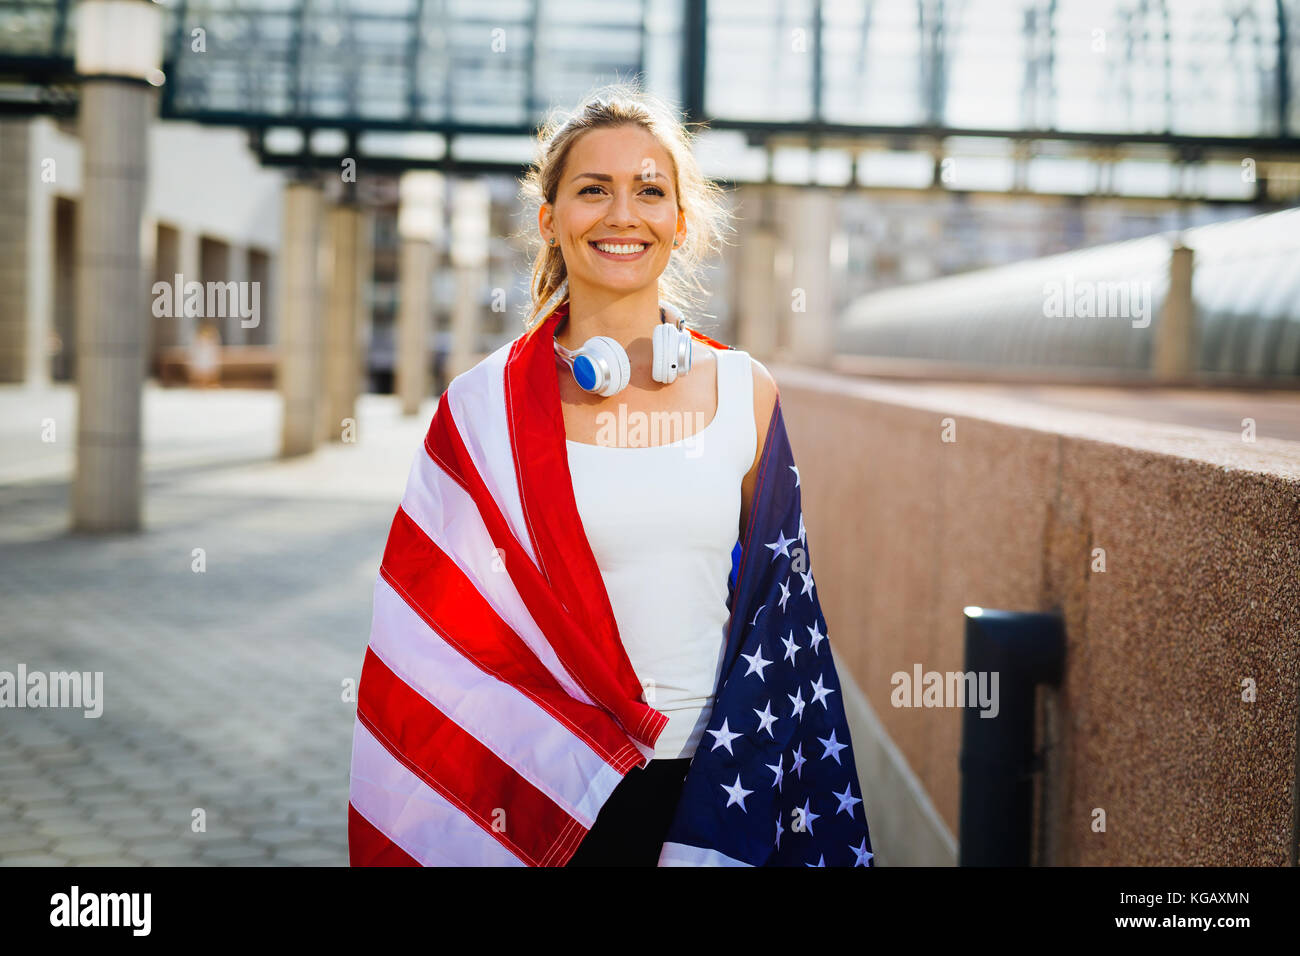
[
  {"x1": 787, "y1": 687, "x2": 806, "y2": 721},
  {"x1": 765, "y1": 530, "x2": 795, "y2": 560},
  {"x1": 766, "y1": 754, "x2": 784, "y2": 792},
  {"x1": 720, "y1": 773, "x2": 753, "y2": 812},
  {"x1": 817, "y1": 728, "x2": 848, "y2": 765},
  {"x1": 798, "y1": 569, "x2": 815, "y2": 597},
  {"x1": 833, "y1": 782, "x2": 863, "y2": 817},
  {"x1": 749, "y1": 603, "x2": 766, "y2": 626},
  {"x1": 777, "y1": 577, "x2": 791, "y2": 611},
  {"x1": 810, "y1": 673, "x2": 836, "y2": 710},
  {"x1": 806, "y1": 620, "x2": 826, "y2": 655},
  {"x1": 774, "y1": 813, "x2": 784, "y2": 850},
  {"x1": 707, "y1": 718, "x2": 742, "y2": 755},
  {"x1": 753, "y1": 700, "x2": 778, "y2": 737},
  {"x1": 850, "y1": 838, "x2": 874, "y2": 866},
  {"x1": 796, "y1": 798, "x2": 820, "y2": 835},
  {"x1": 781, "y1": 630, "x2": 801, "y2": 664},
  {"x1": 797, "y1": 511, "x2": 805, "y2": 543},
  {"x1": 790, "y1": 742, "x2": 806, "y2": 778},
  {"x1": 789, "y1": 464, "x2": 800, "y2": 487},
  {"x1": 805, "y1": 854, "x2": 826, "y2": 867},
  {"x1": 741, "y1": 644, "x2": 773, "y2": 681}
]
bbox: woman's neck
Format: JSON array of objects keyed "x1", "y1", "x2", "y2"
[{"x1": 555, "y1": 284, "x2": 662, "y2": 353}]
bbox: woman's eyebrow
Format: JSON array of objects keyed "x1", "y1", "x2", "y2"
[{"x1": 570, "y1": 171, "x2": 668, "y2": 183}]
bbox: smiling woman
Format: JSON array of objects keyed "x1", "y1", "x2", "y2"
[
  {"x1": 518, "y1": 84, "x2": 732, "y2": 337},
  {"x1": 348, "y1": 82, "x2": 873, "y2": 868},
  {"x1": 512, "y1": 84, "x2": 788, "y2": 865}
]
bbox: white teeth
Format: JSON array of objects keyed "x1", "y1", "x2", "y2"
[{"x1": 594, "y1": 242, "x2": 647, "y2": 255}]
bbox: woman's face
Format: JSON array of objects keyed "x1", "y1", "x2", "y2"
[{"x1": 541, "y1": 124, "x2": 686, "y2": 298}]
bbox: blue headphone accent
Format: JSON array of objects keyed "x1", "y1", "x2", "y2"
[
  {"x1": 554, "y1": 304, "x2": 693, "y2": 397},
  {"x1": 572, "y1": 355, "x2": 599, "y2": 391}
]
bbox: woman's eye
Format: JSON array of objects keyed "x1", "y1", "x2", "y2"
[{"x1": 578, "y1": 185, "x2": 666, "y2": 196}]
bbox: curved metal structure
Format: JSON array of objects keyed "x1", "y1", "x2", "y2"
[{"x1": 838, "y1": 205, "x2": 1300, "y2": 379}]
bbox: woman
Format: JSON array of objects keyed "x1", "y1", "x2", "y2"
[
  {"x1": 518, "y1": 87, "x2": 778, "y2": 864},
  {"x1": 347, "y1": 84, "x2": 872, "y2": 868}
]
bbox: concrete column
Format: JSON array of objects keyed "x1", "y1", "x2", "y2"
[
  {"x1": 734, "y1": 184, "x2": 779, "y2": 361},
  {"x1": 69, "y1": 0, "x2": 162, "y2": 529},
  {"x1": 27, "y1": 120, "x2": 54, "y2": 390},
  {"x1": 396, "y1": 238, "x2": 432, "y2": 415},
  {"x1": 224, "y1": 242, "x2": 250, "y2": 347},
  {"x1": 278, "y1": 180, "x2": 324, "y2": 457},
  {"x1": 176, "y1": 227, "x2": 200, "y2": 348},
  {"x1": 0, "y1": 117, "x2": 54, "y2": 387},
  {"x1": 71, "y1": 79, "x2": 155, "y2": 531},
  {"x1": 150, "y1": 225, "x2": 179, "y2": 367},
  {"x1": 323, "y1": 201, "x2": 368, "y2": 440},
  {"x1": 449, "y1": 178, "x2": 490, "y2": 382},
  {"x1": 1153, "y1": 242, "x2": 1196, "y2": 381},
  {"x1": 351, "y1": 210, "x2": 373, "y2": 414},
  {"x1": 395, "y1": 172, "x2": 442, "y2": 415},
  {"x1": 0, "y1": 118, "x2": 32, "y2": 382},
  {"x1": 786, "y1": 187, "x2": 836, "y2": 367}
]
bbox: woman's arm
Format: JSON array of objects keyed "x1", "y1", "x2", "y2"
[{"x1": 739, "y1": 356, "x2": 780, "y2": 542}]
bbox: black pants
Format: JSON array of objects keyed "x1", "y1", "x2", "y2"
[{"x1": 565, "y1": 757, "x2": 692, "y2": 867}]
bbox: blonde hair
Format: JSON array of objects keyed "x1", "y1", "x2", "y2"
[{"x1": 515, "y1": 80, "x2": 734, "y2": 338}]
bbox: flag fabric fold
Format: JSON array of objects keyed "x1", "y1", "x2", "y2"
[
  {"x1": 347, "y1": 301, "x2": 873, "y2": 867},
  {"x1": 657, "y1": 403, "x2": 874, "y2": 867}
]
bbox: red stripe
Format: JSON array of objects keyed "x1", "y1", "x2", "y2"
[
  {"x1": 501, "y1": 302, "x2": 670, "y2": 746},
  {"x1": 686, "y1": 327, "x2": 731, "y2": 351},
  {"x1": 357, "y1": 647, "x2": 589, "y2": 867},
  {"x1": 349, "y1": 802, "x2": 420, "y2": 866},
  {"x1": 379, "y1": 504, "x2": 645, "y2": 770},
  {"x1": 424, "y1": 392, "x2": 668, "y2": 751}
]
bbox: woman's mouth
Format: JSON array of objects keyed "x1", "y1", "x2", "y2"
[{"x1": 589, "y1": 240, "x2": 650, "y2": 261}]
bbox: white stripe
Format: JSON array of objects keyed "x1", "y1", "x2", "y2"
[
  {"x1": 349, "y1": 720, "x2": 526, "y2": 867},
  {"x1": 658, "y1": 842, "x2": 753, "y2": 867},
  {"x1": 367, "y1": 576, "x2": 621, "y2": 828},
  {"x1": 444, "y1": 342, "x2": 539, "y2": 568},
  {"x1": 400, "y1": 443, "x2": 594, "y2": 706}
]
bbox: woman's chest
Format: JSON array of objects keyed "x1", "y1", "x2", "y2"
[{"x1": 559, "y1": 350, "x2": 718, "y2": 448}]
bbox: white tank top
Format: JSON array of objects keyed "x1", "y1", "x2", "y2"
[{"x1": 565, "y1": 347, "x2": 757, "y2": 759}]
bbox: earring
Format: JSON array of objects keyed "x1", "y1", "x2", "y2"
[
  {"x1": 549, "y1": 237, "x2": 556, "y2": 246},
  {"x1": 673, "y1": 239, "x2": 679, "y2": 247}
]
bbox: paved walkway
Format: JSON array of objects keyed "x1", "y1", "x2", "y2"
[{"x1": 0, "y1": 382, "x2": 436, "y2": 865}]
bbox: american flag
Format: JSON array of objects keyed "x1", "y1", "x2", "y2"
[
  {"x1": 348, "y1": 300, "x2": 872, "y2": 867},
  {"x1": 658, "y1": 404, "x2": 874, "y2": 867}
]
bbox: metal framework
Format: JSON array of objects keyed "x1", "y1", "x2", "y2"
[{"x1": 2, "y1": 0, "x2": 1299, "y2": 196}]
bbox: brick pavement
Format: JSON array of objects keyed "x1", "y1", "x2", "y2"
[{"x1": 0, "y1": 384, "x2": 436, "y2": 865}]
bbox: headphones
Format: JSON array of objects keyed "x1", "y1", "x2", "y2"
[{"x1": 553, "y1": 302, "x2": 693, "y2": 397}]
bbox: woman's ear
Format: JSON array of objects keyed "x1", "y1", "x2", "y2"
[{"x1": 538, "y1": 202, "x2": 553, "y2": 243}]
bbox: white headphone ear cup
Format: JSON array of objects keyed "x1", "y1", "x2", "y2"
[
  {"x1": 651, "y1": 323, "x2": 671, "y2": 384},
  {"x1": 652, "y1": 324, "x2": 692, "y2": 384},
  {"x1": 587, "y1": 336, "x2": 630, "y2": 396},
  {"x1": 652, "y1": 323, "x2": 690, "y2": 384}
]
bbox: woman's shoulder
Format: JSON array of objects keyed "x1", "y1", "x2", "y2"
[
  {"x1": 698, "y1": 341, "x2": 778, "y2": 401},
  {"x1": 698, "y1": 341, "x2": 779, "y2": 467}
]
